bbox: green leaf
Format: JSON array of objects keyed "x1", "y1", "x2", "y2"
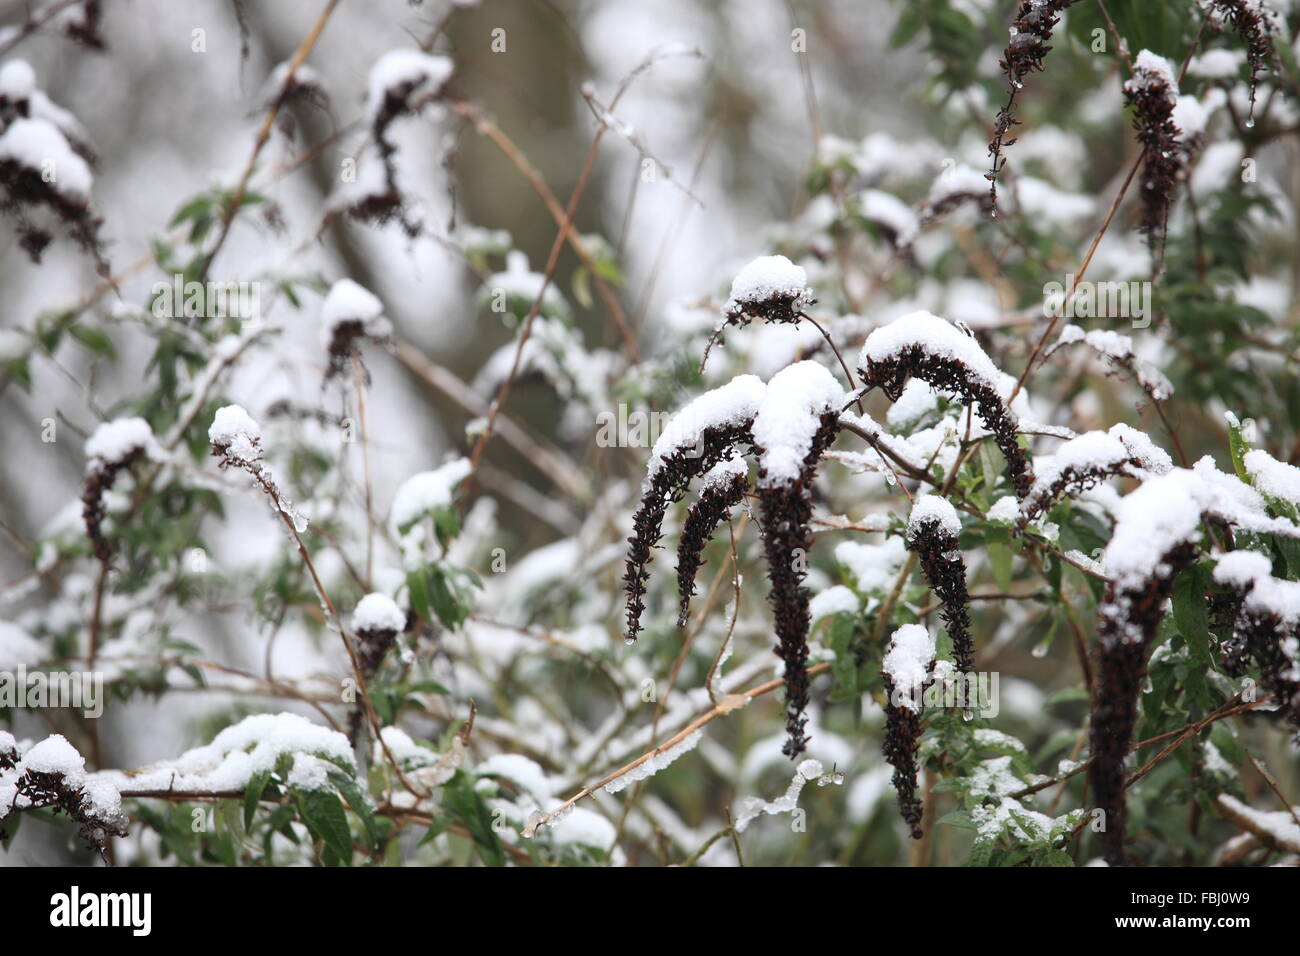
[
  {"x1": 296, "y1": 788, "x2": 353, "y2": 864},
  {"x1": 988, "y1": 541, "x2": 1013, "y2": 592},
  {"x1": 443, "y1": 774, "x2": 505, "y2": 867},
  {"x1": 244, "y1": 770, "x2": 271, "y2": 829},
  {"x1": 1171, "y1": 567, "x2": 1211, "y2": 667},
  {"x1": 1032, "y1": 848, "x2": 1075, "y2": 867},
  {"x1": 169, "y1": 194, "x2": 214, "y2": 230},
  {"x1": 572, "y1": 266, "x2": 594, "y2": 310},
  {"x1": 407, "y1": 568, "x2": 431, "y2": 623},
  {"x1": 937, "y1": 810, "x2": 977, "y2": 831},
  {"x1": 329, "y1": 770, "x2": 382, "y2": 853},
  {"x1": 1226, "y1": 415, "x2": 1250, "y2": 481}
]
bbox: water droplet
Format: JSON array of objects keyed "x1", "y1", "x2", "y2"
[
  {"x1": 990, "y1": 209, "x2": 998, "y2": 219},
  {"x1": 624, "y1": 637, "x2": 636, "y2": 646},
  {"x1": 1032, "y1": 638, "x2": 1051, "y2": 658},
  {"x1": 1245, "y1": 117, "x2": 1255, "y2": 129},
  {"x1": 1142, "y1": 675, "x2": 1154, "y2": 693},
  {"x1": 962, "y1": 708, "x2": 975, "y2": 722}
]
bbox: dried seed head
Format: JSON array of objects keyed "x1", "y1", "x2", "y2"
[
  {"x1": 858, "y1": 312, "x2": 1034, "y2": 498},
  {"x1": 906, "y1": 496, "x2": 975, "y2": 674},
  {"x1": 755, "y1": 409, "x2": 840, "y2": 758},
  {"x1": 1198, "y1": 0, "x2": 1281, "y2": 124},
  {"x1": 881, "y1": 623, "x2": 935, "y2": 839},
  {"x1": 81, "y1": 418, "x2": 158, "y2": 564},
  {"x1": 988, "y1": 1, "x2": 1079, "y2": 209},
  {"x1": 1090, "y1": 541, "x2": 1196, "y2": 865},
  {"x1": 676, "y1": 457, "x2": 748, "y2": 627},
  {"x1": 1124, "y1": 50, "x2": 1185, "y2": 253},
  {"x1": 704, "y1": 255, "x2": 816, "y2": 367}
]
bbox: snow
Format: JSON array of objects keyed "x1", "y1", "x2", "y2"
[
  {"x1": 733, "y1": 758, "x2": 842, "y2": 832},
  {"x1": 1189, "y1": 49, "x2": 1244, "y2": 79},
  {"x1": 1025, "y1": 424, "x2": 1171, "y2": 510},
  {"x1": 859, "y1": 189, "x2": 919, "y2": 246},
  {"x1": 647, "y1": 374, "x2": 766, "y2": 479},
  {"x1": 1217, "y1": 794, "x2": 1300, "y2": 851},
  {"x1": 929, "y1": 162, "x2": 989, "y2": 205},
  {"x1": 752, "y1": 360, "x2": 845, "y2": 486},
  {"x1": 858, "y1": 310, "x2": 1003, "y2": 391},
  {"x1": 85, "y1": 417, "x2": 157, "y2": 468},
  {"x1": 987, "y1": 495, "x2": 1021, "y2": 524},
  {"x1": 907, "y1": 493, "x2": 961, "y2": 540},
  {"x1": 287, "y1": 753, "x2": 334, "y2": 791},
  {"x1": 1244, "y1": 449, "x2": 1300, "y2": 507},
  {"x1": 208, "y1": 404, "x2": 262, "y2": 463},
  {"x1": 263, "y1": 60, "x2": 326, "y2": 100},
  {"x1": 1056, "y1": 325, "x2": 1173, "y2": 400},
  {"x1": 550, "y1": 806, "x2": 615, "y2": 848},
  {"x1": 389, "y1": 457, "x2": 472, "y2": 531},
  {"x1": 0, "y1": 58, "x2": 36, "y2": 100},
  {"x1": 108, "y1": 712, "x2": 354, "y2": 795},
  {"x1": 1108, "y1": 423, "x2": 1173, "y2": 473},
  {"x1": 327, "y1": 143, "x2": 392, "y2": 212},
  {"x1": 0, "y1": 118, "x2": 92, "y2": 202},
  {"x1": 19, "y1": 734, "x2": 84, "y2": 776},
  {"x1": 1173, "y1": 94, "x2": 1209, "y2": 139},
  {"x1": 1014, "y1": 177, "x2": 1096, "y2": 225},
  {"x1": 0, "y1": 733, "x2": 124, "y2": 828},
  {"x1": 886, "y1": 379, "x2": 938, "y2": 430},
  {"x1": 723, "y1": 254, "x2": 813, "y2": 316},
  {"x1": 376, "y1": 727, "x2": 428, "y2": 766},
  {"x1": 882, "y1": 623, "x2": 935, "y2": 710},
  {"x1": 321, "y1": 278, "x2": 389, "y2": 340},
  {"x1": 809, "y1": 584, "x2": 859, "y2": 621},
  {"x1": 351, "y1": 592, "x2": 405, "y2": 633},
  {"x1": 602, "y1": 729, "x2": 702, "y2": 794},
  {"x1": 1100, "y1": 458, "x2": 1289, "y2": 587},
  {"x1": 699, "y1": 455, "x2": 747, "y2": 493},
  {"x1": 1126, "y1": 50, "x2": 1178, "y2": 93},
  {"x1": 1104, "y1": 469, "x2": 1208, "y2": 588},
  {"x1": 365, "y1": 49, "x2": 453, "y2": 122},
  {"x1": 483, "y1": 251, "x2": 571, "y2": 322},
  {"x1": 1213, "y1": 550, "x2": 1273, "y2": 589},
  {"x1": 1244, "y1": 575, "x2": 1300, "y2": 624},
  {"x1": 0, "y1": 620, "x2": 44, "y2": 668},
  {"x1": 477, "y1": 753, "x2": 555, "y2": 801},
  {"x1": 835, "y1": 536, "x2": 907, "y2": 593}
]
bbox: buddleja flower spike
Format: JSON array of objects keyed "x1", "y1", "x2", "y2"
[{"x1": 623, "y1": 360, "x2": 844, "y2": 758}]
